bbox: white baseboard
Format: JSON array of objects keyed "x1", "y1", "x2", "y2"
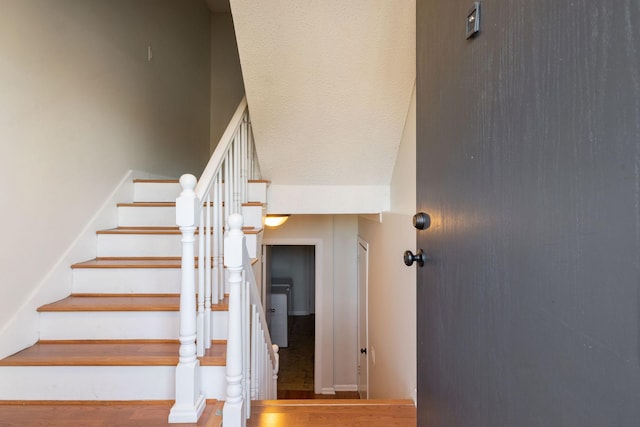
[
  {"x1": 334, "y1": 384, "x2": 358, "y2": 392},
  {"x1": 321, "y1": 387, "x2": 336, "y2": 395}
]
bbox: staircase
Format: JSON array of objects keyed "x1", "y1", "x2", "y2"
[
  {"x1": 0, "y1": 177, "x2": 265, "y2": 402},
  {"x1": 0, "y1": 98, "x2": 277, "y2": 426}
]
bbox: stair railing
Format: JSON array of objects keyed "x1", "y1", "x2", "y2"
[
  {"x1": 224, "y1": 214, "x2": 279, "y2": 426},
  {"x1": 169, "y1": 97, "x2": 261, "y2": 423}
]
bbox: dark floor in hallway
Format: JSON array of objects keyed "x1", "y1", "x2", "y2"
[{"x1": 276, "y1": 315, "x2": 359, "y2": 400}]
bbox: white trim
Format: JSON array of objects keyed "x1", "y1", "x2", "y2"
[
  {"x1": 334, "y1": 384, "x2": 358, "y2": 392},
  {"x1": 262, "y1": 238, "x2": 326, "y2": 395},
  {"x1": 357, "y1": 237, "x2": 370, "y2": 400},
  {"x1": 267, "y1": 185, "x2": 389, "y2": 214},
  {"x1": 321, "y1": 387, "x2": 336, "y2": 395}
]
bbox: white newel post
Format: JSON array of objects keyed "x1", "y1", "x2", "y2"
[
  {"x1": 224, "y1": 214, "x2": 246, "y2": 427},
  {"x1": 169, "y1": 174, "x2": 206, "y2": 423}
]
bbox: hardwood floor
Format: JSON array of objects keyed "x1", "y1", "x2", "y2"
[
  {"x1": 0, "y1": 399, "x2": 416, "y2": 427},
  {"x1": 247, "y1": 399, "x2": 416, "y2": 427},
  {"x1": 277, "y1": 391, "x2": 360, "y2": 399},
  {"x1": 277, "y1": 315, "x2": 315, "y2": 395}
]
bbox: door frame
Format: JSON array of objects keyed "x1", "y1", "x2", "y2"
[
  {"x1": 357, "y1": 237, "x2": 369, "y2": 399},
  {"x1": 262, "y1": 238, "x2": 324, "y2": 394}
]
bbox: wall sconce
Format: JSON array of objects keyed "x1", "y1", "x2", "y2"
[{"x1": 265, "y1": 214, "x2": 290, "y2": 228}]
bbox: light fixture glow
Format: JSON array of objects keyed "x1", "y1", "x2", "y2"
[{"x1": 265, "y1": 214, "x2": 290, "y2": 227}]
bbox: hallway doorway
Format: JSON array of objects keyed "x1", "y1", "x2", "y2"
[{"x1": 264, "y1": 245, "x2": 316, "y2": 396}]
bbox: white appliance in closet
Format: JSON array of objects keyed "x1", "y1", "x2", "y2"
[{"x1": 270, "y1": 278, "x2": 292, "y2": 348}]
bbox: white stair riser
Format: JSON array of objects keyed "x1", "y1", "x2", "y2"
[
  {"x1": 0, "y1": 366, "x2": 226, "y2": 400},
  {"x1": 134, "y1": 181, "x2": 266, "y2": 204},
  {"x1": 117, "y1": 204, "x2": 263, "y2": 228},
  {"x1": 134, "y1": 182, "x2": 181, "y2": 203},
  {"x1": 72, "y1": 268, "x2": 182, "y2": 294},
  {"x1": 94, "y1": 234, "x2": 259, "y2": 259},
  {"x1": 246, "y1": 232, "x2": 261, "y2": 259},
  {"x1": 0, "y1": 366, "x2": 175, "y2": 400},
  {"x1": 97, "y1": 234, "x2": 183, "y2": 257},
  {"x1": 242, "y1": 205, "x2": 264, "y2": 229},
  {"x1": 201, "y1": 366, "x2": 227, "y2": 398},
  {"x1": 118, "y1": 206, "x2": 175, "y2": 227},
  {"x1": 39, "y1": 311, "x2": 228, "y2": 341},
  {"x1": 248, "y1": 182, "x2": 268, "y2": 203},
  {"x1": 39, "y1": 312, "x2": 180, "y2": 340}
]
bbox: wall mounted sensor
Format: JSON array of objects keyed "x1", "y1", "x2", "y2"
[{"x1": 466, "y1": 2, "x2": 481, "y2": 39}]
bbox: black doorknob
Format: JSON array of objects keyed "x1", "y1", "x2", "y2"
[
  {"x1": 412, "y1": 212, "x2": 431, "y2": 230},
  {"x1": 404, "y1": 249, "x2": 425, "y2": 267},
  {"x1": 360, "y1": 348, "x2": 367, "y2": 354}
]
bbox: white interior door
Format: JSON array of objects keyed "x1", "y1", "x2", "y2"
[{"x1": 357, "y1": 238, "x2": 369, "y2": 399}]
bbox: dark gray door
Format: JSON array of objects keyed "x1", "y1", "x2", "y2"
[{"x1": 416, "y1": 1, "x2": 640, "y2": 426}]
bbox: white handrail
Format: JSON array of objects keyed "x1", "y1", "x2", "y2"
[
  {"x1": 194, "y1": 97, "x2": 248, "y2": 201},
  {"x1": 169, "y1": 97, "x2": 276, "y2": 426}
]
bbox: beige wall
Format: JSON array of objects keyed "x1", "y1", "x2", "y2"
[
  {"x1": 264, "y1": 214, "x2": 358, "y2": 393},
  {"x1": 209, "y1": 12, "x2": 245, "y2": 153},
  {"x1": 0, "y1": 0, "x2": 210, "y2": 353},
  {"x1": 358, "y1": 85, "x2": 416, "y2": 399}
]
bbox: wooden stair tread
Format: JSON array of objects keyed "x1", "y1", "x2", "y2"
[
  {"x1": 0, "y1": 399, "x2": 224, "y2": 427},
  {"x1": 133, "y1": 178, "x2": 267, "y2": 184},
  {"x1": 117, "y1": 202, "x2": 175, "y2": 207},
  {"x1": 97, "y1": 227, "x2": 182, "y2": 235},
  {"x1": 38, "y1": 294, "x2": 179, "y2": 312},
  {"x1": 0, "y1": 341, "x2": 226, "y2": 367},
  {"x1": 72, "y1": 257, "x2": 258, "y2": 269},
  {"x1": 117, "y1": 202, "x2": 265, "y2": 207},
  {"x1": 133, "y1": 179, "x2": 179, "y2": 183},
  {"x1": 37, "y1": 294, "x2": 229, "y2": 312},
  {"x1": 96, "y1": 226, "x2": 260, "y2": 235},
  {"x1": 72, "y1": 257, "x2": 182, "y2": 269}
]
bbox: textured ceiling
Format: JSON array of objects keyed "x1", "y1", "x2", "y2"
[{"x1": 230, "y1": 0, "x2": 415, "y2": 186}]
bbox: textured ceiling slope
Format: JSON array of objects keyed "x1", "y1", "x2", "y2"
[{"x1": 230, "y1": 0, "x2": 415, "y2": 186}]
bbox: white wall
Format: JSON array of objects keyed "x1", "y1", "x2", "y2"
[
  {"x1": 264, "y1": 214, "x2": 358, "y2": 393},
  {"x1": 0, "y1": 0, "x2": 210, "y2": 356},
  {"x1": 358, "y1": 85, "x2": 416, "y2": 399},
  {"x1": 210, "y1": 12, "x2": 245, "y2": 153}
]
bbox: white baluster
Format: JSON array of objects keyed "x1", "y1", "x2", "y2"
[
  {"x1": 169, "y1": 174, "x2": 205, "y2": 423},
  {"x1": 234, "y1": 137, "x2": 241, "y2": 213},
  {"x1": 223, "y1": 213, "x2": 246, "y2": 427},
  {"x1": 250, "y1": 305, "x2": 258, "y2": 401},
  {"x1": 213, "y1": 175, "x2": 222, "y2": 303},
  {"x1": 197, "y1": 207, "x2": 205, "y2": 358},
  {"x1": 241, "y1": 116, "x2": 248, "y2": 204},
  {"x1": 205, "y1": 192, "x2": 212, "y2": 349},
  {"x1": 272, "y1": 344, "x2": 279, "y2": 400},
  {"x1": 224, "y1": 157, "x2": 231, "y2": 296},
  {"x1": 243, "y1": 275, "x2": 251, "y2": 420}
]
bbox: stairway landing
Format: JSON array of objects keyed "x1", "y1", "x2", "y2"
[{"x1": 247, "y1": 399, "x2": 416, "y2": 427}]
